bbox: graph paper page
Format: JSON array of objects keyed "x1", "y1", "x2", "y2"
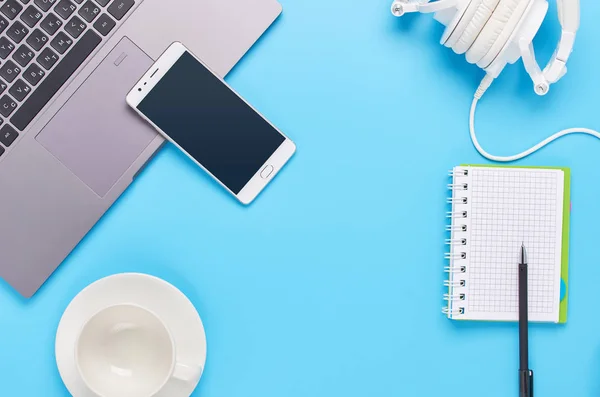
[{"x1": 462, "y1": 167, "x2": 564, "y2": 322}]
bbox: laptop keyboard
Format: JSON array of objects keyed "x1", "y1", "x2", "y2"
[{"x1": 0, "y1": 0, "x2": 135, "y2": 158}]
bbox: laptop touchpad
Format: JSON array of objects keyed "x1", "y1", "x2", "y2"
[{"x1": 36, "y1": 37, "x2": 158, "y2": 197}]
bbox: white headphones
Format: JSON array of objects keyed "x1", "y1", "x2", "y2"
[{"x1": 391, "y1": 0, "x2": 600, "y2": 162}]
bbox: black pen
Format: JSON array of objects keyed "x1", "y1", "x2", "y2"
[{"x1": 519, "y1": 243, "x2": 533, "y2": 397}]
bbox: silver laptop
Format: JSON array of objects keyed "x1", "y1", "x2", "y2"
[{"x1": 0, "y1": 0, "x2": 282, "y2": 298}]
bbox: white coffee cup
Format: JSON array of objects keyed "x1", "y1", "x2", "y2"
[{"x1": 75, "y1": 303, "x2": 201, "y2": 397}]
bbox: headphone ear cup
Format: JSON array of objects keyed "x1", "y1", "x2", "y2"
[
  {"x1": 465, "y1": 0, "x2": 523, "y2": 64},
  {"x1": 477, "y1": 0, "x2": 535, "y2": 68},
  {"x1": 452, "y1": 0, "x2": 500, "y2": 54},
  {"x1": 444, "y1": 0, "x2": 482, "y2": 48},
  {"x1": 440, "y1": 0, "x2": 473, "y2": 45}
]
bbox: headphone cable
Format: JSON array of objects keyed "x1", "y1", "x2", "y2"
[{"x1": 469, "y1": 74, "x2": 600, "y2": 162}]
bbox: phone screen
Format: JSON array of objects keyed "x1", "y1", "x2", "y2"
[{"x1": 137, "y1": 51, "x2": 285, "y2": 194}]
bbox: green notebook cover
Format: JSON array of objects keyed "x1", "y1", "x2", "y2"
[{"x1": 459, "y1": 165, "x2": 571, "y2": 324}]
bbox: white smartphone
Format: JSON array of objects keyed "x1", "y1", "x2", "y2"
[{"x1": 126, "y1": 42, "x2": 296, "y2": 205}]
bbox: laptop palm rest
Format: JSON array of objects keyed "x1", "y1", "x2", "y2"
[{"x1": 36, "y1": 37, "x2": 158, "y2": 197}]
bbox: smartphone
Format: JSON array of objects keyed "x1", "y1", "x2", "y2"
[{"x1": 126, "y1": 42, "x2": 296, "y2": 205}]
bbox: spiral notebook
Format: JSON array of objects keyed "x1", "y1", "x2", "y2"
[{"x1": 444, "y1": 165, "x2": 570, "y2": 323}]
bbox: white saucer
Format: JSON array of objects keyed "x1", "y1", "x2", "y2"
[{"x1": 55, "y1": 273, "x2": 207, "y2": 397}]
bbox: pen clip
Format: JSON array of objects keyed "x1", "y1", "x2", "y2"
[
  {"x1": 519, "y1": 369, "x2": 533, "y2": 397},
  {"x1": 529, "y1": 370, "x2": 534, "y2": 397}
]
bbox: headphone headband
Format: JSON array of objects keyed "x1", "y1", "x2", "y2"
[
  {"x1": 557, "y1": 0, "x2": 579, "y2": 31},
  {"x1": 541, "y1": 0, "x2": 579, "y2": 86},
  {"x1": 391, "y1": 0, "x2": 459, "y2": 16}
]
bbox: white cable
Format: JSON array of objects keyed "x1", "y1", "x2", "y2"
[{"x1": 469, "y1": 74, "x2": 600, "y2": 162}]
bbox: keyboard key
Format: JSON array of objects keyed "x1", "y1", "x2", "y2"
[
  {"x1": 0, "y1": 145, "x2": 5, "y2": 157},
  {"x1": 9, "y1": 78, "x2": 31, "y2": 101},
  {"x1": 7, "y1": 21, "x2": 29, "y2": 43},
  {"x1": 65, "y1": 15, "x2": 86, "y2": 38},
  {"x1": 0, "y1": 37, "x2": 16, "y2": 59},
  {"x1": 0, "y1": 95, "x2": 17, "y2": 117},
  {"x1": 0, "y1": 60, "x2": 21, "y2": 82},
  {"x1": 19, "y1": 0, "x2": 32, "y2": 4},
  {"x1": 94, "y1": 0, "x2": 110, "y2": 6},
  {"x1": 54, "y1": 0, "x2": 76, "y2": 19},
  {"x1": 26, "y1": 28, "x2": 48, "y2": 50},
  {"x1": 92, "y1": 12, "x2": 114, "y2": 36},
  {"x1": 1, "y1": 1, "x2": 24, "y2": 20},
  {"x1": 37, "y1": 47, "x2": 58, "y2": 69},
  {"x1": 12, "y1": 30, "x2": 101, "y2": 130},
  {"x1": 0, "y1": 16, "x2": 9, "y2": 34},
  {"x1": 79, "y1": 1, "x2": 100, "y2": 22},
  {"x1": 0, "y1": 79, "x2": 8, "y2": 95},
  {"x1": 107, "y1": 0, "x2": 133, "y2": 20},
  {"x1": 40, "y1": 13, "x2": 62, "y2": 35},
  {"x1": 35, "y1": 0, "x2": 58, "y2": 12},
  {"x1": 50, "y1": 31, "x2": 72, "y2": 53},
  {"x1": 0, "y1": 124, "x2": 19, "y2": 146},
  {"x1": 20, "y1": 5, "x2": 44, "y2": 28},
  {"x1": 73, "y1": 0, "x2": 84, "y2": 3},
  {"x1": 12, "y1": 44, "x2": 34, "y2": 67},
  {"x1": 23, "y1": 62, "x2": 44, "y2": 85}
]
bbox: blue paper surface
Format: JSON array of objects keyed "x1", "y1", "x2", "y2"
[{"x1": 2, "y1": 1, "x2": 600, "y2": 396}]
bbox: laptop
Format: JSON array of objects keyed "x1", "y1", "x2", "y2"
[{"x1": 0, "y1": 0, "x2": 282, "y2": 298}]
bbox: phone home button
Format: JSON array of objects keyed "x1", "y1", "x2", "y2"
[{"x1": 260, "y1": 165, "x2": 274, "y2": 179}]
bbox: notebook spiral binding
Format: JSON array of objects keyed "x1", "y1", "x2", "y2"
[{"x1": 444, "y1": 168, "x2": 471, "y2": 318}]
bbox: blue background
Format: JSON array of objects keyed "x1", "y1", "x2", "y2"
[{"x1": 2, "y1": 0, "x2": 600, "y2": 396}]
